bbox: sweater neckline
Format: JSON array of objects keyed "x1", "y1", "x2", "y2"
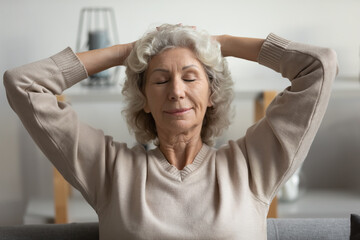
[{"x1": 152, "y1": 144, "x2": 210, "y2": 181}]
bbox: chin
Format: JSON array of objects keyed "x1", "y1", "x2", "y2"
[{"x1": 165, "y1": 121, "x2": 200, "y2": 134}]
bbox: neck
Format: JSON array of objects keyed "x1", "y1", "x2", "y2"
[{"x1": 157, "y1": 129, "x2": 203, "y2": 170}]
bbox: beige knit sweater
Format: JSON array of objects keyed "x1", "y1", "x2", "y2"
[{"x1": 3, "y1": 34, "x2": 338, "y2": 239}]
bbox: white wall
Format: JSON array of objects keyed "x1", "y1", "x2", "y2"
[{"x1": 1, "y1": 0, "x2": 359, "y2": 224}]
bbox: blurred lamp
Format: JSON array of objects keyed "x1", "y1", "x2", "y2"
[{"x1": 76, "y1": 7, "x2": 120, "y2": 86}]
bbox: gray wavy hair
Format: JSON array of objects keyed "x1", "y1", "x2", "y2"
[{"x1": 122, "y1": 24, "x2": 233, "y2": 146}]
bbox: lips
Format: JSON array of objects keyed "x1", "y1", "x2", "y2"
[{"x1": 164, "y1": 108, "x2": 192, "y2": 114}]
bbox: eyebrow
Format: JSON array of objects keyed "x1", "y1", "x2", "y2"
[
  {"x1": 150, "y1": 64, "x2": 199, "y2": 75},
  {"x1": 182, "y1": 64, "x2": 199, "y2": 70}
]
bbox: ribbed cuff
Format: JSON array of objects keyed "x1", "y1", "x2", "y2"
[
  {"x1": 51, "y1": 47, "x2": 88, "y2": 89},
  {"x1": 257, "y1": 33, "x2": 291, "y2": 73}
]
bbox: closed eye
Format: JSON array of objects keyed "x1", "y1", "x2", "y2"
[
  {"x1": 156, "y1": 80, "x2": 169, "y2": 85},
  {"x1": 155, "y1": 79, "x2": 195, "y2": 84}
]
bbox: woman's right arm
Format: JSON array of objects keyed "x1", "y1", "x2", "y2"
[
  {"x1": 3, "y1": 44, "x2": 134, "y2": 213},
  {"x1": 76, "y1": 42, "x2": 134, "y2": 76}
]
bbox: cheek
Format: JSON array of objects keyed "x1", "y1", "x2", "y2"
[
  {"x1": 191, "y1": 85, "x2": 211, "y2": 108},
  {"x1": 198, "y1": 82, "x2": 211, "y2": 99},
  {"x1": 144, "y1": 87, "x2": 162, "y2": 112}
]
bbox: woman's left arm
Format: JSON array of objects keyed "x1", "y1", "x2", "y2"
[
  {"x1": 218, "y1": 33, "x2": 338, "y2": 205},
  {"x1": 213, "y1": 34, "x2": 264, "y2": 61}
]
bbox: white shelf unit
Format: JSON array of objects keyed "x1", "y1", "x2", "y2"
[
  {"x1": 278, "y1": 189, "x2": 360, "y2": 218},
  {"x1": 25, "y1": 76, "x2": 360, "y2": 222},
  {"x1": 24, "y1": 196, "x2": 98, "y2": 224},
  {"x1": 63, "y1": 76, "x2": 360, "y2": 102}
]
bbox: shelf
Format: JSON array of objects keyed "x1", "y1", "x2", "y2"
[
  {"x1": 63, "y1": 76, "x2": 360, "y2": 102},
  {"x1": 278, "y1": 189, "x2": 360, "y2": 218},
  {"x1": 63, "y1": 83, "x2": 124, "y2": 102},
  {"x1": 63, "y1": 83, "x2": 264, "y2": 102},
  {"x1": 332, "y1": 76, "x2": 360, "y2": 97},
  {"x1": 24, "y1": 196, "x2": 98, "y2": 224}
]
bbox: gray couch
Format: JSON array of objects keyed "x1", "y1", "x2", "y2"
[{"x1": 0, "y1": 218, "x2": 350, "y2": 240}]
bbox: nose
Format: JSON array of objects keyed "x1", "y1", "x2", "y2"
[{"x1": 168, "y1": 76, "x2": 185, "y2": 101}]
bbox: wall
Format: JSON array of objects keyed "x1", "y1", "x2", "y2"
[{"x1": 0, "y1": 0, "x2": 359, "y2": 225}]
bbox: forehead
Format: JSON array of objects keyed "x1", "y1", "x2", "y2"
[{"x1": 147, "y1": 47, "x2": 203, "y2": 71}]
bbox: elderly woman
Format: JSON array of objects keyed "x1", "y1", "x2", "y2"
[{"x1": 4, "y1": 24, "x2": 338, "y2": 239}]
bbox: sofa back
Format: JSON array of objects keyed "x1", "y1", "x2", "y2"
[
  {"x1": 267, "y1": 218, "x2": 349, "y2": 239},
  {"x1": 0, "y1": 222, "x2": 98, "y2": 240},
  {"x1": 0, "y1": 218, "x2": 350, "y2": 240}
]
